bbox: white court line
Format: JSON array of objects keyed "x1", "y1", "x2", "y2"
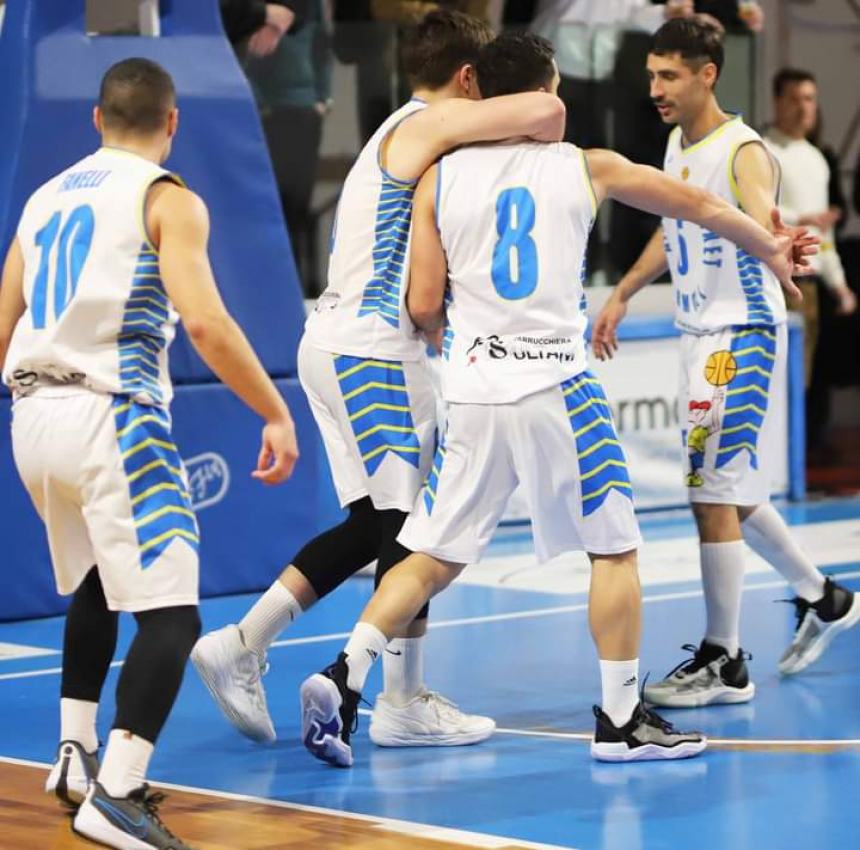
[
  {"x1": 0, "y1": 754, "x2": 574, "y2": 850},
  {"x1": 2, "y1": 569, "x2": 859, "y2": 684}
]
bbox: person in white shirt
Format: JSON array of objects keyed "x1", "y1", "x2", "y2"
[
  {"x1": 594, "y1": 19, "x2": 859, "y2": 710},
  {"x1": 764, "y1": 68, "x2": 857, "y2": 453},
  {"x1": 296, "y1": 31, "x2": 821, "y2": 769}
]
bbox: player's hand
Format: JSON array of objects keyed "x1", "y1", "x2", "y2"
[
  {"x1": 423, "y1": 326, "x2": 444, "y2": 355},
  {"x1": 591, "y1": 293, "x2": 627, "y2": 361},
  {"x1": 768, "y1": 208, "x2": 819, "y2": 299},
  {"x1": 253, "y1": 417, "x2": 299, "y2": 485}
]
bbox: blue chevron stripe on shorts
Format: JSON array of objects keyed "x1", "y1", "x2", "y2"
[
  {"x1": 716, "y1": 325, "x2": 777, "y2": 470},
  {"x1": 112, "y1": 396, "x2": 198, "y2": 568},
  {"x1": 334, "y1": 355, "x2": 422, "y2": 476},
  {"x1": 562, "y1": 371, "x2": 632, "y2": 517}
]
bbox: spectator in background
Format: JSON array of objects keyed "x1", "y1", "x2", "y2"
[
  {"x1": 333, "y1": 1, "x2": 491, "y2": 143},
  {"x1": 220, "y1": 0, "x2": 307, "y2": 54},
  {"x1": 765, "y1": 68, "x2": 857, "y2": 455},
  {"x1": 240, "y1": 0, "x2": 334, "y2": 294}
]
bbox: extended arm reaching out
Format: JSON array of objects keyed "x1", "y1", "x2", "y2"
[{"x1": 148, "y1": 181, "x2": 298, "y2": 484}]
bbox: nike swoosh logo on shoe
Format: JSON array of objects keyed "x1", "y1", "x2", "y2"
[{"x1": 93, "y1": 798, "x2": 149, "y2": 840}]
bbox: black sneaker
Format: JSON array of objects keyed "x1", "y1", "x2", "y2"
[
  {"x1": 300, "y1": 652, "x2": 360, "y2": 767},
  {"x1": 779, "y1": 578, "x2": 860, "y2": 675},
  {"x1": 73, "y1": 782, "x2": 195, "y2": 849},
  {"x1": 45, "y1": 739, "x2": 99, "y2": 807},
  {"x1": 643, "y1": 641, "x2": 755, "y2": 707},
  {"x1": 591, "y1": 703, "x2": 707, "y2": 762}
]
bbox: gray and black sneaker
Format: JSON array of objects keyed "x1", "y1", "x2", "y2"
[
  {"x1": 591, "y1": 703, "x2": 707, "y2": 762},
  {"x1": 45, "y1": 739, "x2": 99, "y2": 807},
  {"x1": 73, "y1": 782, "x2": 195, "y2": 849},
  {"x1": 779, "y1": 578, "x2": 860, "y2": 675},
  {"x1": 300, "y1": 652, "x2": 361, "y2": 767},
  {"x1": 644, "y1": 641, "x2": 755, "y2": 708}
]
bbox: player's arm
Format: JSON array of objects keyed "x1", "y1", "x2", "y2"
[
  {"x1": 586, "y1": 148, "x2": 817, "y2": 299},
  {"x1": 592, "y1": 228, "x2": 667, "y2": 360},
  {"x1": 148, "y1": 181, "x2": 298, "y2": 484},
  {"x1": 385, "y1": 93, "x2": 566, "y2": 181},
  {"x1": 0, "y1": 238, "x2": 26, "y2": 372},
  {"x1": 406, "y1": 164, "x2": 447, "y2": 336}
]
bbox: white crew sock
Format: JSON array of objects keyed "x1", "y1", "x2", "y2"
[
  {"x1": 60, "y1": 698, "x2": 99, "y2": 753},
  {"x1": 599, "y1": 659, "x2": 640, "y2": 727},
  {"x1": 343, "y1": 622, "x2": 389, "y2": 693},
  {"x1": 741, "y1": 503, "x2": 826, "y2": 602},
  {"x1": 238, "y1": 580, "x2": 303, "y2": 655},
  {"x1": 382, "y1": 636, "x2": 425, "y2": 706},
  {"x1": 97, "y1": 729, "x2": 154, "y2": 798},
  {"x1": 701, "y1": 540, "x2": 745, "y2": 656}
]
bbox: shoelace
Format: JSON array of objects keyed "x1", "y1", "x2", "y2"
[
  {"x1": 636, "y1": 703, "x2": 677, "y2": 734},
  {"x1": 775, "y1": 596, "x2": 812, "y2": 632},
  {"x1": 420, "y1": 691, "x2": 461, "y2": 722},
  {"x1": 130, "y1": 785, "x2": 177, "y2": 839},
  {"x1": 663, "y1": 643, "x2": 710, "y2": 678}
]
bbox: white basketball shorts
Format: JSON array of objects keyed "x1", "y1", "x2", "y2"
[
  {"x1": 399, "y1": 371, "x2": 642, "y2": 564},
  {"x1": 297, "y1": 335, "x2": 437, "y2": 513},
  {"x1": 11, "y1": 388, "x2": 199, "y2": 612},
  {"x1": 679, "y1": 323, "x2": 787, "y2": 506}
]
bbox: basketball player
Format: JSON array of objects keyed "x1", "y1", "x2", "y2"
[
  {"x1": 297, "y1": 32, "x2": 816, "y2": 768},
  {"x1": 592, "y1": 18, "x2": 859, "y2": 708},
  {"x1": 191, "y1": 11, "x2": 565, "y2": 748},
  {"x1": 0, "y1": 59, "x2": 297, "y2": 849}
]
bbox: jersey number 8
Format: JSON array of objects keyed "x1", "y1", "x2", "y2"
[
  {"x1": 31, "y1": 205, "x2": 95, "y2": 329},
  {"x1": 491, "y1": 187, "x2": 538, "y2": 300}
]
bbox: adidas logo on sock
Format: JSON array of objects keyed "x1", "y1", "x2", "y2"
[{"x1": 623, "y1": 676, "x2": 638, "y2": 687}]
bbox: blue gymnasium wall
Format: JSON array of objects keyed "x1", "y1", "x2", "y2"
[{"x1": 0, "y1": 0, "x2": 342, "y2": 621}]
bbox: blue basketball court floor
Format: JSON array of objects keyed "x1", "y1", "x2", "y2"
[{"x1": 2, "y1": 497, "x2": 859, "y2": 850}]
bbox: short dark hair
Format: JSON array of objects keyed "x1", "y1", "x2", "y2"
[
  {"x1": 773, "y1": 68, "x2": 816, "y2": 98},
  {"x1": 476, "y1": 32, "x2": 556, "y2": 98},
  {"x1": 650, "y1": 17, "x2": 724, "y2": 80},
  {"x1": 98, "y1": 58, "x2": 176, "y2": 134},
  {"x1": 400, "y1": 10, "x2": 493, "y2": 90}
]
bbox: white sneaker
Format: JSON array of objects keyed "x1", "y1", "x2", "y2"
[
  {"x1": 369, "y1": 689, "x2": 496, "y2": 747},
  {"x1": 779, "y1": 579, "x2": 860, "y2": 675},
  {"x1": 45, "y1": 739, "x2": 99, "y2": 807},
  {"x1": 191, "y1": 624, "x2": 275, "y2": 743}
]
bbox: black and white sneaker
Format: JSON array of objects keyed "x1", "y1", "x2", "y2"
[
  {"x1": 779, "y1": 578, "x2": 860, "y2": 675},
  {"x1": 300, "y1": 652, "x2": 360, "y2": 767},
  {"x1": 45, "y1": 739, "x2": 99, "y2": 807},
  {"x1": 643, "y1": 641, "x2": 755, "y2": 707},
  {"x1": 591, "y1": 703, "x2": 707, "y2": 762},
  {"x1": 73, "y1": 781, "x2": 195, "y2": 849}
]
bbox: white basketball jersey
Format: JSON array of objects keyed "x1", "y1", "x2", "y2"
[
  {"x1": 662, "y1": 116, "x2": 787, "y2": 334},
  {"x1": 437, "y1": 141, "x2": 594, "y2": 404},
  {"x1": 4, "y1": 147, "x2": 181, "y2": 406},
  {"x1": 304, "y1": 99, "x2": 427, "y2": 361}
]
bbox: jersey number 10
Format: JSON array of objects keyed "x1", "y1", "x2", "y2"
[
  {"x1": 31, "y1": 205, "x2": 95, "y2": 329},
  {"x1": 491, "y1": 187, "x2": 538, "y2": 300}
]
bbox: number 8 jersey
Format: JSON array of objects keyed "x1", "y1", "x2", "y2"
[
  {"x1": 436, "y1": 141, "x2": 594, "y2": 404},
  {"x1": 661, "y1": 116, "x2": 787, "y2": 334},
  {"x1": 3, "y1": 147, "x2": 182, "y2": 406}
]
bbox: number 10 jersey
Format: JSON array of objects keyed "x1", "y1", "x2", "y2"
[
  {"x1": 436, "y1": 141, "x2": 594, "y2": 404},
  {"x1": 4, "y1": 147, "x2": 182, "y2": 407}
]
